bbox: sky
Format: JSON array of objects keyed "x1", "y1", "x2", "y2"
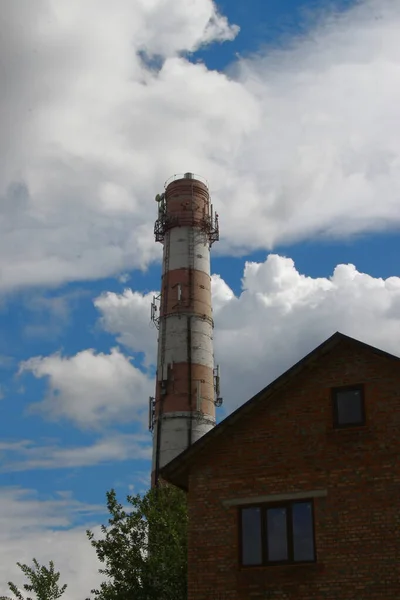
[{"x1": 1, "y1": 0, "x2": 400, "y2": 596}]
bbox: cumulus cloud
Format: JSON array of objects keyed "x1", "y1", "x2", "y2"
[
  {"x1": 0, "y1": 0, "x2": 240, "y2": 291},
  {"x1": 95, "y1": 255, "x2": 400, "y2": 413},
  {"x1": 0, "y1": 487, "x2": 104, "y2": 599},
  {"x1": 213, "y1": 255, "x2": 400, "y2": 409},
  {"x1": 0, "y1": 434, "x2": 151, "y2": 472},
  {"x1": 1, "y1": 0, "x2": 400, "y2": 291},
  {"x1": 94, "y1": 289, "x2": 158, "y2": 367},
  {"x1": 19, "y1": 347, "x2": 153, "y2": 428}
]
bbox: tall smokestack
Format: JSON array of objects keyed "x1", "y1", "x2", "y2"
[{"x1": 149, "y1": 173, "x2": 222, "y2": 487}]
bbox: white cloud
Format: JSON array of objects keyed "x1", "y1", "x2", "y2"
[
  {"x1": 0, "y1": 0, "x2": 240, "y2": 291},
  {"x1": 0, "y1": 487, "x2": 104, "y2": 600},
  {"x1": 94, "y1": 255, "x2": 400, "y2": 414},
  {"x1": 19, "y1": 347, "x2": 153, "y2": 428},
  {"x1": 94, "y1": 289, "x2": 158, "y2": 367},
  {"x1": 1, "y1": 0, "x2": 400, "y2": 291},
  {"x1": 221, "y1": 0, "x2": 400, "y2": 250},
  {"x1": 213, "y1": 254, "x2": 400, "y2": 410},
  {"x1": 0, "y1": 434, "x2": 151, "y2": 472}
]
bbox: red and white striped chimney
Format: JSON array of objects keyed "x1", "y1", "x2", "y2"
[{"x1": 149, "y1": 173, "x2": 222, "y2": 487}]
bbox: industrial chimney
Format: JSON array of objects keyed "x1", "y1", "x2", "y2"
[{"x1": 149, "y1": 173, "x2": 222, "y2": 487}]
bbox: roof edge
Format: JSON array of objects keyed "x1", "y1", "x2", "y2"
[{"x1": 160, "y1": 331, "x2": 400, "y2": 489}]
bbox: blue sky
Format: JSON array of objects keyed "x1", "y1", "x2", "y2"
[{"x1": 1, "y1": 0, "x2": 400, "y2": 596}]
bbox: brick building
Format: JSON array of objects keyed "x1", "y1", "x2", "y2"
[{"x1": 161, "y1": 332, "x2": 400, "y2": 599}]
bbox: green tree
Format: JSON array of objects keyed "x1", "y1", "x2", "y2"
[
  {"x1": 86, "y1": 484, "x2": 187, "y2": 600},
  {"x1": 4, "y1": 558, "x2": 67, "y2": 600}
]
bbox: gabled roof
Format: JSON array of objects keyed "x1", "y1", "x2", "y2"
[{"x1": 160, "y1": 331, "x2": 400, "y2": 490}]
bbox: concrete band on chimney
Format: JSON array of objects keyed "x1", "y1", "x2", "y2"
[{"x1": 150, "y1": 173, "x2": 221, "y2": 487}]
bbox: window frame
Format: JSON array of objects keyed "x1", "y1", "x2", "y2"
[
  {"x1": 238, "y1": 498, "x2": 317, "y2": 568},
  {"x1": 332, "y1": 384, "x2": 366, "y2": 429}
]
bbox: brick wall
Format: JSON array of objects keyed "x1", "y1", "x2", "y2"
[{"x1": 186, "y1": 339, "x2": 400, "y2": 599}]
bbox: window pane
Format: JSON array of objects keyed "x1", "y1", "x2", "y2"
[
  {"x1": 241, "y1": 507, "x2": 262, "y2": 565},
  {"x1": 336, "y1": 388, "x2": 363, "y2": 425},
  {"x1": 266, "y1": 507, "x2": 288, "y2": 561},
  {"x1": 292, "y1": 502, "x2": 315, "y2": 561}
]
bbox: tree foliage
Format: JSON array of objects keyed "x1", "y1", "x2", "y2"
[
  {"x1": 86, "y1": 484, "x2": 187, "y2": 600},
  {"x1": 3, "y1": 558, "x2": 67, "y2": 600}
]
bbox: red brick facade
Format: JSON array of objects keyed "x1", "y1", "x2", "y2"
[{"x1": 164, "y1": 335, "x2": 400, "y2": 599}]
